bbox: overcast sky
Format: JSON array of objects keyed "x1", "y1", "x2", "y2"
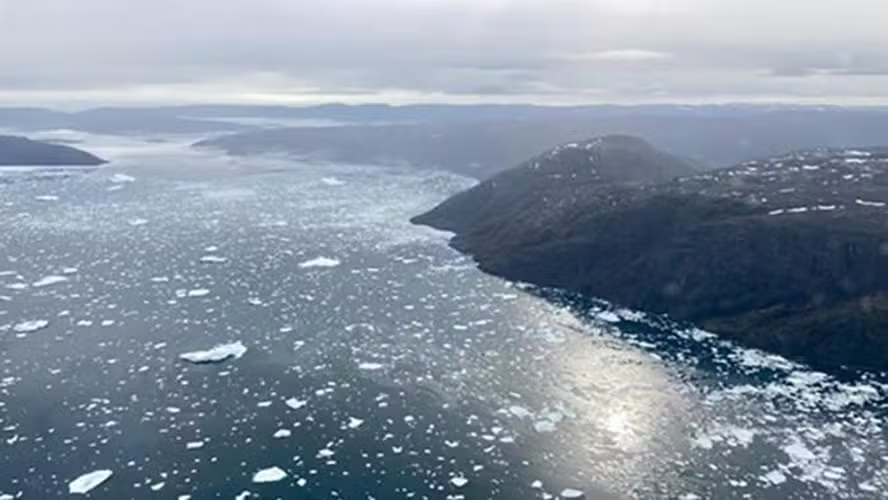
[{"x1": 2, "y1": 0, "x2": 888, "y2": 106}]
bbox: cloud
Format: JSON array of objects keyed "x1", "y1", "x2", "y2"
[{"x1": 1, "y1": 0, "x2": 888, "y2": 105}]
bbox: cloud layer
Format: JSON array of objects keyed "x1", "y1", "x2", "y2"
[{"x1": 2, "y1": 0, "x2": 888, "y2": 105}]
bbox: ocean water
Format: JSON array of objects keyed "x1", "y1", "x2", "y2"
[{"x1": 0, "y1": 136, "x2": 886, "y2": 499}]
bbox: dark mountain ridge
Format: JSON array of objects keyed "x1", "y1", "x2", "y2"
[
  {"x1": 0, "y1": 135, "x2": 106, "y2": 166},
  {"x1": 414, "y1": 137, "x2": 888, "y2": 371}
]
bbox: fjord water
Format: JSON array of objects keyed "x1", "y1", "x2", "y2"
[{"x1": 0, "y1": 136, "x2": 885, "y2": 499}]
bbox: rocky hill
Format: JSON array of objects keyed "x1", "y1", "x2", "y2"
[
  {"x1": 414, "y1": 139, "x2": 888, "y2": 371},
  {"x1": 0, "y1": 135, "x2": 107, "y2": 166}
]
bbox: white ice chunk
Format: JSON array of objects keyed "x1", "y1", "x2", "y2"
[
  {"x1": 560, "y1": 488, "x2": 585, "y2": 498},
  {"x1": 13, "y1": 319, "x2": 49, "y2": 333},
  {"x1": 127, "y1": 218, "x2": 149, "y2": 226},
  {"x1": 347, "y1": 417, "x2": 364, "y2": 429},
  {"x1": 273, "y1": 429, "x2": 292, "y2": 439},
  {"x1": 533, "y1": 420, "x2": 557, "y2": 433},
  {"x1": 69, "y1": 469, "x2": 113, "y2": 494},
  {"x1": 856, "y1": 199, "x2": 886, "y2": 208},
  {"x1": 762, "y1": 470, "x2": 787, "y2": 485},
  {"x1": 179, "y1": 341, "x2": 247, "y2": 364},
  {"x1": 358, "y1": 362, "x2": 385, "y2": 371},
  {"x1": 187, "y1": 289, "x2": 211, "y2": 298},
  {"x1": 252, "y1": 467, "x2": 287, "y2": 483},
  {"x1": 185, "y1": 441, "x2": 205, "y2": 450},
  {"x1": 109, "y1": 173, "x2": 136, "y2": 183},
  {"x1": 449, "y1": 477, "x2": 469, "y2": 488},
  {"x1": 298, "y1": 257, "x2": 341, "y2": 269},
  {"x1": 285, "y1": 398, "x2": 308, "y2": 410},
  {"x1": 200, "y1": 255, "x2": 228, "y2": 264},
  {"x1": 32, "y1": 275, "x2": 68, "y2": 288},
  {"x1": 320, "y1": 177, "x2": 346, "y2": 186},
  {"x1": 596, "y1": 311, "x2": 621, "y2": 323}
]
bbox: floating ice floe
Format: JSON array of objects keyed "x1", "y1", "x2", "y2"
[
  {"x1": 68, "y1": 469, "x2": 113, "y2": 494},
  {"x1": 35, "y1": 195, "x2": 59, "y2": 201},
  {"x1": 187, "y1": 289, "x2": 211, "y2": 298},
  {"x1": 273, "y1": 429, "x2": 292, "y2": 438},
  {"x1": 560, "y1": 488, "x2": 585, "y2": 498},
  {"x1": 298, "y1": 257, "x2": 341, "y2": 269},
  {"x1": 179, "y1": 341, "x2": 247, "y2": 364},
  {"x1": 13, "y1": 320, "x2": 49, "y2": 333},
  {"x1": 450, "y1": 477, "x2": 469, "y2": 488},
  {"x1": 595, "y1": 311, "x2": 621, "y2": 323},
  {"x1": 252, "y1": 467, "x2": 288, "y2": 483},
  {"x1": 346, "y1": 417, "x2": 364, "y2": 429},
  {"x1": 200, "y1": 255, "x2": 228, "y2": 264},
  {"x1": 32, "y1": 275, "x2": 68, "y2": 288},
  {"x1": 235, "y1": 491, "x2": 252, "y2": 500},
  {"x1": 127, "y1": 218, "x2": 149, "y2": 226},
  {"x1": 185, "y1": 441, "x2": 205, "y2": 450},
  {"x1": 855, "y1": 199, "x2": 887, "y2": 208},
  {"x1": 285, "y1": 398, "x2": 307, "y2": 410},
  {"x1": 320, "y1": 177, "x2": 346, "y2": 186},
  {"x1": 109, "y1": 173, "x2": 136, "y2": 183},
  {"x1": 761, "y1": 470, "x2": 788, "y2": 485},
  {"x1": 357, "y1": 361, "x2": 385, "y2": 371}
]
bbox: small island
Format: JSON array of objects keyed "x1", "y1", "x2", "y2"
[
  {"x1": 414, "y1": 135, "x2": 888, "y2": 371},
  {"x1": 0, "y1": 135, "x2": 107, "y2": 166}
]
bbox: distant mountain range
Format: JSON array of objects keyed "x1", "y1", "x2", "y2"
[
  {"x1": 4, "y1": 104, "x2": 888, "y2": 176},
  {"x1": 194, "y1": 106, "x2": 888, "y2": 177},
  {"x1": 413, "y1": 135, "x2": 888, "y2": 371},
  {"x1": 0, "y1": 135, "x2": 106, "y2": 166}
]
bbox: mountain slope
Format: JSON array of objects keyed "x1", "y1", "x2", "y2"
[
  {"x1": 414, "y1": 143, "x2": 888, "y2": 371},
  {"x1": 413, "y1": 135, "x2": 702, "y2": 234},
  {"x1": 0, "y1": 135, "x2": 106, "y2": 166}
]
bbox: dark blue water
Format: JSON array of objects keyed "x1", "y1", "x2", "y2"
[{"x1": 0, "y1": 135, "x2": 885, "y2": 499}]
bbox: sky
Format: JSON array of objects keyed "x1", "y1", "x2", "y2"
[{"x1": 2, "y1": 0, "x2": 888, "y2": 107}]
